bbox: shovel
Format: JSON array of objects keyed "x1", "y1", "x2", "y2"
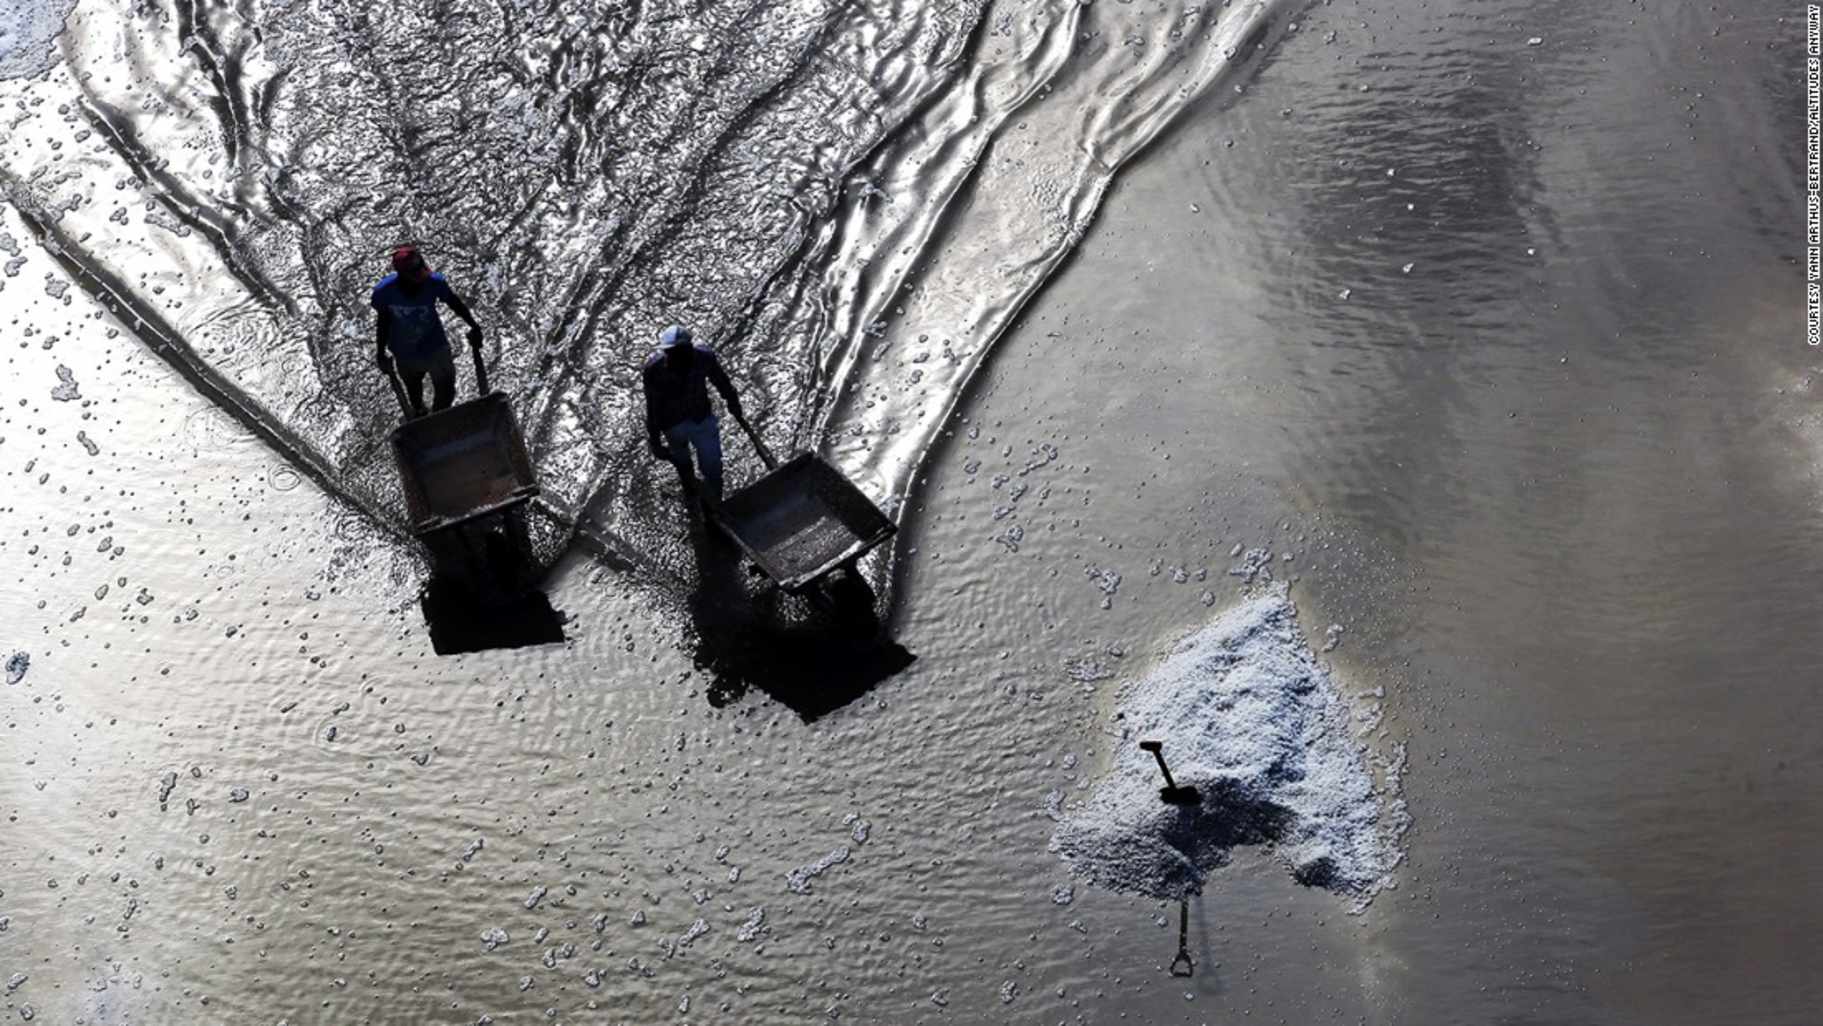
[{"x1": 1139, "y1": 740, "x2": 1201, "y2": 806}]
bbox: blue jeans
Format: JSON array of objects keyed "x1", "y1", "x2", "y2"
[{"x1": 663, "y1": 414, "x2": 723, "y2": 498}]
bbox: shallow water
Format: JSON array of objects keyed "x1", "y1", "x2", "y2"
[
  {"x1": 4, "y1": 0, "x2": 1820, "y2": 1023},
  {"x1": 0, "y1": 0, "x2": 1298, "y2": 577}
]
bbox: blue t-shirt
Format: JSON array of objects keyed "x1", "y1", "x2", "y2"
[{"x1": 371, "y1": 272, "x2": 457, "y2": 360}]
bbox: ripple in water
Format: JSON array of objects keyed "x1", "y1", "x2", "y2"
[{"x1": 0, "y1": 0, "x2": 1302, "y2": 585}]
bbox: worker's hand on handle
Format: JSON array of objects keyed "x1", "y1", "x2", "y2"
[
  {"x1": 647, "y1": 435, "x2": 673, "y2": 462},
  {"x1": 466, "y1": 324, "x2": 483, "y2": 349},
  {"x1": 375, "y1": 350, "x2": 394, "y2": 372}
]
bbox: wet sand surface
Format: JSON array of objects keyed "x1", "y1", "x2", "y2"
[{"x1": 4, "y1": 0, "x2": 1821, "y2": 1024}]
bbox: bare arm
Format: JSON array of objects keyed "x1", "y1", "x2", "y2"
[
  {"x1": 641, "y1": 368, "x2": 669, "y2": 455},
  {"x1": 442, "y1": 282, "x2": 483, "y2": 346},
  {"x1": 374, "y1": 310, "x2": 391, "y2": 366}
]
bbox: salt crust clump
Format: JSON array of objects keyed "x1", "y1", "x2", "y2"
[{"x1": 0, "y1": 0, "x2": 77, "y2": 80}]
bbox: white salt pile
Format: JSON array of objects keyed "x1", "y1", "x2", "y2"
[
  {"x1": 0, "y1": 0, "x2": 76, "y2": 79},
  {"x1": 1051, "y1": 585, "x2": 1405, "y2": 906}
]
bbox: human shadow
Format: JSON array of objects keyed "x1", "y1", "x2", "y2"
[
  {"x1": 681, "y1": 522, "x2": 914, "y2": 721},
  {"x1": 418, "y1": 514, "x2": 567, "y2": 654}
]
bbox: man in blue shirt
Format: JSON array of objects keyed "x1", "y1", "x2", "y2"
[
  {"x1": 372, "y1": 245, "x2": 484, "y2": 416},
  {"x1": 642, "y1": 325, "x2": 746, "y2": 512}
]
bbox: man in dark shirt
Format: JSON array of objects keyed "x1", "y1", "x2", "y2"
[
  {"x1": 372, "y1": 245, "x2": 484, "y2": 416},
  {"x1": 642, "y1": 325, "x2": 745, "y2": 509}
]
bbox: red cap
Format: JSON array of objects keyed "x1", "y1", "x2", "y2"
[{"x1": 390, "y1": 245, "x2": 431, "y2": 282}]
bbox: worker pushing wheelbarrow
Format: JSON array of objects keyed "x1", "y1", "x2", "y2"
[
  {"x1": 642, "y1": 325, "x2": 895, "y2": 607},
  {"x1": 372, "y1": 246, "x2": 539, "y2": 597},
  {"x1": 367, "y1": 245, "x2": 889, "y2": 605}
]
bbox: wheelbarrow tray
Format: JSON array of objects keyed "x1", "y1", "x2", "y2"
[
  {"x1": 713, "y1": 453, "x2": 895, "y2": 592},
  {"x1": 389, "y1": 392, "x2": 539, "y2": 535}
]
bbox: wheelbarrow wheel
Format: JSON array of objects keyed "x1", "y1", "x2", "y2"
[
  {"x1": 484, "y1": 508, "x2": 538, "y2": 598},
  {"x1": 817, "y1": 562, "x2": 879, "y2": 638},
  {"x1": 503, "y1": 507, "x2": 534, "y2": 563}
]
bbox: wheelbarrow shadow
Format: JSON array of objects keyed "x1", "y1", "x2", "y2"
[
  {"x1": 418, "y1": 516, "x2": 568, "y2": 655},
  {"x1": 682, "y1": 523, "x2": 914, "y2": 721}
]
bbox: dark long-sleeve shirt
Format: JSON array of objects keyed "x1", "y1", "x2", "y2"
[{"x1": 642, "y1": 344, "x2": 739, "y2": 433}]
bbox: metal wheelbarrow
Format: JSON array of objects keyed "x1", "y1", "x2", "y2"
[
  {"x1": 709, "y1": 412, "x2": 896, "y2": 600},
  {"x1": 383, "y1": 347, "x2": 539, "y2": 594}
]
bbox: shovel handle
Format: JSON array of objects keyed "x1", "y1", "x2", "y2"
[
  {"x1": 732, "y1": 410, "x2": 777, "y2": 470},
  {"x1": 1169, "y1": 900, "x2": 1194, "y2": 977}
]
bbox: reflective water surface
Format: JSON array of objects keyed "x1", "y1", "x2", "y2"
[{"x1": 2, "y1": 0, "x2": 1818, "y2": 1023}]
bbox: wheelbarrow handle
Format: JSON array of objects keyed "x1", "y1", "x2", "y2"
[
  {"x1": 732, "y1": 410, "x2": 777, "y2": 470},
  {"x1": 381, "y1": 361, "x2": 414, "y2": 420},
  {"x1": 469, "y1": 342, "x2": 491, "y2": 395}
]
